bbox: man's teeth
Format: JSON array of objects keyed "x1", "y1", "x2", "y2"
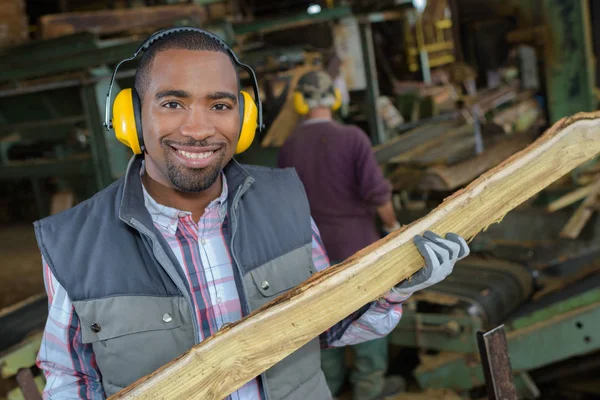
[{"x1": 177, "y1": 150, "x2": 214, "y2": 160}]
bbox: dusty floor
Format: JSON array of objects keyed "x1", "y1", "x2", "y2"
[{"x1": 0, "y1": 224, "x2": 45, "y2": 310}]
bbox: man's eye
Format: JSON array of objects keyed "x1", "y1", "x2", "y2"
[
  {"x1": 163, "y1": 102, "x2": 182, "y2": 109},
  {"x1": 212, "y1": 103, "x2": 231, "y2": 111}
]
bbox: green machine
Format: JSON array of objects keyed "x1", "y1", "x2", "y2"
[
  {"x1": 391, "y1": 208, "x2": 600, "y2": 398},
  {"x1": 0, "y1": 32, "x2": 143, "y2": 218}
]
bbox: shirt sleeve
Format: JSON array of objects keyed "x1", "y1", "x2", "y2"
[
  {"x1": 37, "y1": 257, "x2": 105, "y2": 399},
  {"x1": 310, "y1": 219, "x2": 409, "y2": 348},
  {"x1": 352, "y1": 128, "x2": 392, "y2": 207}
]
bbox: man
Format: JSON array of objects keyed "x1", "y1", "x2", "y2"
[
  {"x1": 278, "y1": 70, "x2": 453, "y2": 400},
  {"x1": 35, "y1": 31, "x2": 469, "y2": 400}
]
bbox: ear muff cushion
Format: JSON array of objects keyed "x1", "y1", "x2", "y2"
[
  {"x1": 113, "y1": 88, "x2": 142, "y2": 154},
  {"x1": 293, "y1": 91, "x2": 310, "y2": 115},
  {"x1": 236, "y1": 91, "x2": 258, "y2": 154},
  {"x1": 332, "y1": 88, "x2": 343, "y2": 111},
  {"x1": 132, "y1": 88, "x2": 145, "y2": 152}
]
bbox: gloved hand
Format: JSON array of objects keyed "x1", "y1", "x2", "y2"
[
  {"x1": 382, "y1": 221, "x2": 401, "y2": 236},
  {"x1": 390, "y1": 231, "x2": 470, "y2": 297}
]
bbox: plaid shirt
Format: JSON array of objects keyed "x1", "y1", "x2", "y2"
[{"x1": 37, "y1": 174, "x2": 408, "y2": 399}]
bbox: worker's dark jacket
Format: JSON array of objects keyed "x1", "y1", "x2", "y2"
[{"x1": 34, "y1": 156, "x2": 331, "y2": 400}]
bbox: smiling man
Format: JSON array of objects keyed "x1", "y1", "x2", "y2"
[{"x1": 33, "y1": 29, "x2": 469, "y2": 400}]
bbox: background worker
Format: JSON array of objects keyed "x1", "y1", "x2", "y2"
[{"x1": 278, "y1": 70, "x2": 409, "y2": 400}]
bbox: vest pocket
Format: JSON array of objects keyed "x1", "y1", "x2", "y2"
[
  {"x1": 246, "y1": 245, "x2": 313, "y2": 309},
  {"x1": 73, "y1": 295, "x2": 195, "y2": 393}
]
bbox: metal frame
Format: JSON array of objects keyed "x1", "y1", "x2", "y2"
[{"x1": 413, "y1": 288, "x2": 600, "y2": 391}]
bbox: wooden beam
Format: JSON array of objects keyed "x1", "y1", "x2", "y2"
[
  {"x1": 546, "y1": 181, "x2": 599, "y2": 212},
  {"x1": 110, "y1": 112, "x2": 600, "y2": 400},
  {"x1": 373, "y1": 119, "x2": 463, "y2": 164},
  {"x1": 559, "y1": 179, "x2": 600, "y2": 239},
  {"x1": 39, "y1": 5, "x2": 205, "y2": 39},
  {"x1": 418, "y1": 135, "x2": 533, "y2": 191}
]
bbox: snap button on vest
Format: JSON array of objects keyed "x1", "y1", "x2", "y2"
[
  {"x1": 163, "y1": 313, "x2": 173, "y2": 323},
  {"x1": 261, "y1": 280, "x2": 270, "y2": 290},
  {"x1": 91, "y1": 323, "x2": 101, "y2": 333}
]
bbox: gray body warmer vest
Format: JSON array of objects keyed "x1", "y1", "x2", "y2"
[{"x1": 34, "y1": 157, "x2": 332, "y2": 400}]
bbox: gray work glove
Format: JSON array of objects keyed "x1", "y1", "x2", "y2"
[{"x1": 390, "y1": 231, "x2": 470, "y2": 297}]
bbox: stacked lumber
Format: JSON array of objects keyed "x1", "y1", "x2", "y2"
[
  {"x1": 492, "y1": 98, "x2": 541, "y2": 134},
  {"x1": 558, "y1": 177, "x2": 600, "y2": 239},
  {"x1": 108, "y1": 112, "x2": 600, "y2": 400},
  {"x1": 39, "y1": 4, "x2": 206, "y2": 39},
  {"x1": 418, "y1": 134, "x2": 534, "y2": 191},
  {"x1": 373, "y1": 119, "x2": 463, "y2": 164},
  {"x1": 383, "y1": 87, "x2": 543, "y2": 192},
  {"x1": 388, "y1": 123, "x2": 475, "y2": 166}
]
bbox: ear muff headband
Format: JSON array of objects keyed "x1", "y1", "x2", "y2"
[
  {"x1": 103, "y1": 27, "x2": 264, "y2": 154},
  {"x1": 293, "y1": 87, "x2": 343, "y2": 115}
]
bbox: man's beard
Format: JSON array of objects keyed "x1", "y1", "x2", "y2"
[{"x1": 164, "y1": 148, "x2": 226, "y2": 193}]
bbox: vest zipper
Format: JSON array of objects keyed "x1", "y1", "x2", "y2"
[
  {"x1": 229, "y1": 179, "x2": 253, "y2": 316},
  {"x1": 130, "y1": 219, "x2": 200, "y2": 344},
  {"x1": 229, "y1": 178, "x2": 272, "y2": 400}
]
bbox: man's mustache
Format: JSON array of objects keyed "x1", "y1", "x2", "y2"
[{"x1": 162, "y1": 139, "x2": 226, "y2": 148}]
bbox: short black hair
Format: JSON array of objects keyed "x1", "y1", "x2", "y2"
[{"x1": 134, "y1": 30, "x2": 238, "y2": 100}]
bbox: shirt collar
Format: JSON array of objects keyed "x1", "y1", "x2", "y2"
[
  {"x1": 301, "y1": 118, "x2": 333, "y2": 126},
  {"x1": 141, "y1": 166, "x2": 229, "y2": 234}
]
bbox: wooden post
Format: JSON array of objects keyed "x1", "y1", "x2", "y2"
[{"x1": 111, "y1": 112, "x2": 600, "y2": 400}]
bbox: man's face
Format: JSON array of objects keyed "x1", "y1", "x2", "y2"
[{"x1": 141, "y1": 49, "x2": 240, "y2": 192}]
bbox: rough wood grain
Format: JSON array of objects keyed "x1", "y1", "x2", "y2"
[{"x1": 110, "y1": 112, "x2": 600, "y2": 400}]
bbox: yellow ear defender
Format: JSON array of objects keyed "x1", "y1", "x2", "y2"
[
  {"x1": 332, "y1": 87, "x2": 343, "y2": 111},
  {"x1": 236, "y1": 90, "x2": 258, "y2": 154},
  {"x1": 104, "y1": 27, "x2": 264, "y2": 156},
  {"x1": 293, "y1": 91, "x2": 310, "y2": 115},
  {"x1": 113, "y1": 88, "x2": 143, "y2": 155},
  {"x1": 293, "y1": 87, "x2": 343, "y2": 115}
]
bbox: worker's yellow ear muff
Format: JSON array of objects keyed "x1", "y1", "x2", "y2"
[
  {"x1": 104, "y1": 27, "x2": 264, "y2": 155},
  {"x1": 293, "y1": 87, "x2": 343, "y2": 115},
  {"x1": 293, "y1": 91, "x2": 310, "y2": 115},
  {"x1": 236, "y1": 90, "x2": 258, "y2": 154},
  {"x1": 111, "y1": 88, "x2": 258, "y2": 155},
  {"x1": 113, "y1": 88, "x2": 143, "y2": 155},
  {"x1": 332, "y1": 88, "x2": 342, "y2": 111}
]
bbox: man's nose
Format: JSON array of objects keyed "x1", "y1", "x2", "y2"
[{"x1": 179, "y1": 107, "x2": 216, "y2": 139}]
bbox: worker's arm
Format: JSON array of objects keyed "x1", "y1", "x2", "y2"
[
  {"x1": 377, "y1": 201, "x2": 401, "y2": 233},
  {"x1": 310, "y1": 219, "x2": 406, "y2": 347},
  {"x1": 37, "y1": 258, "x2": 105, "y2": 399},
  {"x1": 311, "y1": 221, "x2": 469, "y2": 348},
  {"x1": 352, "y1": 128, "x2": 399, "y2": 231}
]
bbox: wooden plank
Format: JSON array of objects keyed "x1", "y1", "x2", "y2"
[
  {"x1": 110, "y1": 112, "x2": 600, "y2": 400},
  {"x1": 492, "y1": 98, "x2": 541, "y2": 134},
  {"x1": 559, "y1": 179, "x2": 600, "y2": 239},
  {"x1": 418, "y1": 135, "x2": 533, "y2": 191},
  {"x1": 373, "y1": 119, "x2": 463, "y2": 164},
  {"x1": 388, "y1": 123, "x2": 473, "y2": 164},
  {"x1": 39, "y1": 5, "x2": 205, "y2": 39},
  {"x1": 260, "y1": 61, "x2": 320, "y2": 148},
  {"x1": 547, "y1": 182, "x2": 598, "y2": 212}
]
